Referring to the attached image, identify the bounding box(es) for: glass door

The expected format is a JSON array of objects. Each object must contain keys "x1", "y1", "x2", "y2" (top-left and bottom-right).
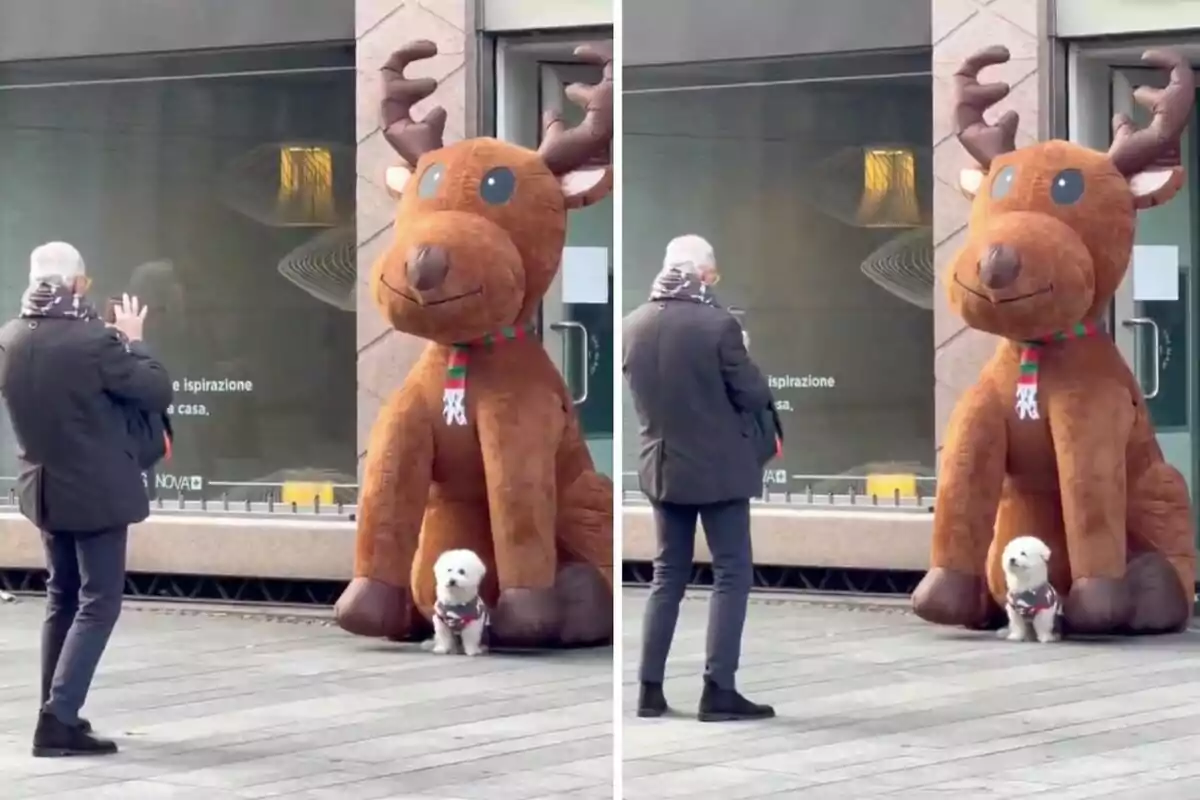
[
  {"x1": 1110, "y1": 68, "x2": 1200, "y2": 498},
  {"x1": 492, "y1": 38, "x2": 614, "y2": 478},
  {"x1": 539, "y1": 62, "x2": 614, "y2": 477}
]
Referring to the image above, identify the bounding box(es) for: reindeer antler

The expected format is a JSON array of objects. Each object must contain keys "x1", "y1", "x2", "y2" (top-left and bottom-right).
[
  {"x1": 538, "y1": 42, "x2": 613, "y2": 176},
  {"x1": 1109, "y1": 50, "x2": 1195, "y2": 177},
  {"x1": 954, "y1": 46, "x2": 1019, "y2": 169},
  {"x1": 380, "y1": 40, "x2": 448, "y2": 167}
]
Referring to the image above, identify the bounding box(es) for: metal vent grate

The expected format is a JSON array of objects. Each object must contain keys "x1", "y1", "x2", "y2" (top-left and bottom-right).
[
  {"x1": 0, "y1": 569, "x2": 347, "y2": 606},
  {"x1": 622, "y1": 562, "x2": 925, "y2": 596}
]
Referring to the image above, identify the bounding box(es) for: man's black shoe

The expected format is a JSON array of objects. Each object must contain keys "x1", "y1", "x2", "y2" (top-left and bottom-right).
[
  {"x1": 637, "y1": 682, "x2": 669, "y2": 718},
  {"x1": 32, "y1": 712, "x2": 117, "y2": 757},
  {"x1": 697, "y1": 680, "x2": 775, "y2": 722}
]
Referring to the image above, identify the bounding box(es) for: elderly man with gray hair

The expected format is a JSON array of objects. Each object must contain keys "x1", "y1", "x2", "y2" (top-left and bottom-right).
[
  {"x1": 0, "y1": 242, "x2": 172, "y2": 757},
  {"x1": 623, "y1": 234, "x2": 778, "y2": 722}
]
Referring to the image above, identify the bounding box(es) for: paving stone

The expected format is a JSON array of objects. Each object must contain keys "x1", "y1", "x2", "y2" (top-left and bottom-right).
[
  {"x1": 622, "y1": 588, "x2": 1200, "y2": 798},
  {"x1": 0, "y1": 599, "x2": 612, "y2": 798}
]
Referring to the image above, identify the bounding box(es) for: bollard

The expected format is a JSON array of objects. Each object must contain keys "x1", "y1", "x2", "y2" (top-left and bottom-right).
[
  {"x1": 805, "y1": 485, "x2": 813, "y2": 505},
  {"x1": 177, "y1": 492, "x2": 184, "y2": 510},
  {"x1": 267, "y1": 494, "x2": 275, "y2": 513},
  {"x1": 244, "y1": 496, "x2": 251, "y2": 512},
  {"x1": 848, "y1": 485, "x2": 856, "y2": 505},
  {"x1": 872, "y1": 493, "x2": 879, "y2": 506},
  {"x1": 313, "y1": 495, "x2": 320, "y2": 514},
  {"x1": 156, "y1": 495, "x2": 164, "y2": 509},
  {"x1": 894, "y1": 487, "x2": 901, "y2": 507},
  {"x1": 222, "y1": 492, "x2": 229, "y2": 511},
  {"x1": 200, "y1": 496, "x2": 207, "y2": 512},
  {"x1": 337, "y1": 500, "x2": 344, "y2": 515},
  {"x1": 291, "y1": 501, "x2": 298, "y2": 514}
]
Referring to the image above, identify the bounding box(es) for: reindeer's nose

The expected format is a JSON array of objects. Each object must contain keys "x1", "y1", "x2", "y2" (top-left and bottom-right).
[
  {"x1": 407, "y1": 245, "x2": 449, "y2": 292},
  {"x1": 978, "y1": 244, "x2": 1022, "y2": 290}
]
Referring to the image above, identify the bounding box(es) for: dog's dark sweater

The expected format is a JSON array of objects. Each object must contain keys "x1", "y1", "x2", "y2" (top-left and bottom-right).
[
  {"x1": 1008, "y1": 584, "x2": 1058, "y2": 620},
  {"x1": 434, "y1": 596, "x2": 487, "y2": 633}
]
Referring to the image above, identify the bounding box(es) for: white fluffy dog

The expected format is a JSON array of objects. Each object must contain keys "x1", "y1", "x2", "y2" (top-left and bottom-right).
[
  {"x1": 1001, "y1": 536, "x2": 1061, "y2": 643},
  {"x1": 429, "y1": 549, "x2": 489, "y2": 656}
]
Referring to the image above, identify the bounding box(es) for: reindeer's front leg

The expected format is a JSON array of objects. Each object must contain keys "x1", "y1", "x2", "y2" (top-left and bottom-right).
[
  {"x1": 1047, "y1": 385, "x2": 1134, "y2": 634},
  {"x1": 477, "y1": 389, "x2": 565, "y2": 647},
  {"x1": 334, "y1": 384, "x2": 434, "y2": 640},
  {"x1": 913, "y1": 382, "x2": 1007, "y2": 628}
]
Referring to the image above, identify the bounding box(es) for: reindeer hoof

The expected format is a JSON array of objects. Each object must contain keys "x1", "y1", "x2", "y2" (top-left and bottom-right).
[
  {"x1": 1063, "y1": 577, "x2": 1132, "y2": 634},
  {"x1": 912, "y1": 568, "x2": 991, "y2": 629},
  {"x1": 490, "y1": 588, "x2": 562, "y2": 648},
  {"x1": 555, "y1": 563, "x2": 612, "y2": 646},
  {"x1": 1124, "y1": 553, "x2": 1191, "y2": 634},
  {"x1": 334, "y1": 577, "x2": 415, "y2": 640}
]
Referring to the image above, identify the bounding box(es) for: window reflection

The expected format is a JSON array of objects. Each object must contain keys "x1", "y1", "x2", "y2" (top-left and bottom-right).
[
  {"x1": 0, "y1": 45, "x2": 357, "y2": 506},
  {"x1": 622, "y1": 51, "x2": 936, "y2": 498}
]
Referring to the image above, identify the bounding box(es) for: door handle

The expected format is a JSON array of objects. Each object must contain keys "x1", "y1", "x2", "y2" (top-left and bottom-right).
[
  {"x1": 550, "y1": 320, "x2": 589, "y2": 405},
  {"x1": 1122, "y1": 317, "x2": 1161, "y2": 399}
]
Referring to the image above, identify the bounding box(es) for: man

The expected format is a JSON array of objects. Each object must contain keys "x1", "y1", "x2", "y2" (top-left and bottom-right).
[
  {"x1": 0, "y1": 242, "x2": 173, "y2": 757},
  {"x1": 623, "y1": 234, "x2": 776, "y2": 722}
]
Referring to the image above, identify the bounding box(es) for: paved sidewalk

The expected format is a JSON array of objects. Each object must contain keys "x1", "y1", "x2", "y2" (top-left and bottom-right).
[
  {"x1": 622, "y1": 588, "x2": 1200, "y2": 799},
  {"x1": 0, "y1": 599, "x2": 612, "y2": 799}
]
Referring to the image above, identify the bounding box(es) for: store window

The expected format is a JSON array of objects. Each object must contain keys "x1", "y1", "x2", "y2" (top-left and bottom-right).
[
  {"x1": 622, "y1": 50, "x2": 935, "y2": 495},
  {"x1": 0, "y1": 45, "x2": 357, "y2": 504}
]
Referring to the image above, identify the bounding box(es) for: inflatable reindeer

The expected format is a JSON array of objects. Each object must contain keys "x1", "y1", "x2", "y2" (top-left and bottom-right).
[
  {"x1": 335, "y1": 40, "x2": 614, "y2": 648},
  {"x1": 913, "y1": 46, "x2": 1197, "y2": 635}
]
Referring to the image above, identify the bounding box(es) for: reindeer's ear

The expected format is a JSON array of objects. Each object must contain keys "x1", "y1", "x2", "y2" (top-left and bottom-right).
[
  {"x1": 960, "y1": 168, "x2": 986, "y2": 200},
  {"x1": 560, "y1": 166, "x2": 612, "y2": 210},
  {"x1": 384, "y1": 165, "x2": 413, "y2": 199},
  {"x1": 1129, "y1": 166, "x2": 1185, "y2": 209}
]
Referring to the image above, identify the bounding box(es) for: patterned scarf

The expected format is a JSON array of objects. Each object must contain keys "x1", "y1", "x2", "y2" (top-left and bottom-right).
[
  {"x1": 1015, "y1": 321, "x2": 1103, "y2": 420},
  {"x1": 19, "y1": 281, "x2": 97, "y2": 321},
  {"x1": 649, "y1": 266, "x2": 719, "y2": 306},
  {"x1": 443, "y1": 324, "x2": 536, "y2": 425}
]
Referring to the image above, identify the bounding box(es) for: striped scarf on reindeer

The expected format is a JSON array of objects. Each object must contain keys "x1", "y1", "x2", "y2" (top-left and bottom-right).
[
  {"x1": 1014, "y1": 321, "x2": 1103, "y2": 420},
  {"x1": 442, "y1": 324, "x2": 536, "y2": 425}
]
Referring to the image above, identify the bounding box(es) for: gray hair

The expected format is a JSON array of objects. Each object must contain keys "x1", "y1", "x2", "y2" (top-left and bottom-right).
[
  {"x1": 660, "y1": 234, "x2": 715, "y2": 278},
  {"x1": 29, "y1": 242, "x2": 85, "y2": 285}
]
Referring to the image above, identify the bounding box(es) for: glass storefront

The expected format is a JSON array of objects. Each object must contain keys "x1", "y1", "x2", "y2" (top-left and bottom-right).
[
  {"x1": 622, "y1": 49, "x2": 935, "y2": 495},
  {"x1": 0, "y1": 44, "x2": 358, "y2": 504}
]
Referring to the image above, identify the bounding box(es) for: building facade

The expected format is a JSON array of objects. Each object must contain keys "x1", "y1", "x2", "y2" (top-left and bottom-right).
[
  {"x1": 625, "y1": 0, "x2": 1200, "y2": 581},
  {"x1": 0, "y1": 0, "x2": 613, "y2": 583}
]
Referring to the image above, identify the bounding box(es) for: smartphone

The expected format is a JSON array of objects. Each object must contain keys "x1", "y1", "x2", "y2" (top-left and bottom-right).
[{"x1": 103, "y1": 296, "x2": 122, "y2": 324}]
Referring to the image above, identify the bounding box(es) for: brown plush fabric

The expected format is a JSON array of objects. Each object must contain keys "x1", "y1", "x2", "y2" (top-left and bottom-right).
[
  {"x1": 335, "y1": 40, "x2": 614, "y2": 648},
  {"x1": 913, "y1": 46, "x2": 1197, "y2": 635}
]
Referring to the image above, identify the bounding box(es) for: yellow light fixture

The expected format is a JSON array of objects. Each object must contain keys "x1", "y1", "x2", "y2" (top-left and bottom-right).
[
  {"x1": 281, "y1": 481, "x2": 335, "y2": 506},
  {"x1": 277, "y1": 145, "x2": 336, "y2": 226},
  {"x1": 865, "y1": 472, "x2": 918, "y2": 500},
  {"x1": 857, "y1": 147, "x2": 921, "y2": 228}
]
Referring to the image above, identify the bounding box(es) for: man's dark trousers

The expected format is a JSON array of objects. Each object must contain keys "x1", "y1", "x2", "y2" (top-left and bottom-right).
[
  {"x1": 639, "y1": 499, "x2": 753, "y2": 689},
  {"x1": 40, "y1": 527, "x2": 127, "y2": 725}
]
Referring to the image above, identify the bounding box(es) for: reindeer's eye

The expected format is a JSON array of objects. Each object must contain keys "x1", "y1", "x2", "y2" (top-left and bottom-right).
[
  {"x1": 418, "y1": 163, "x2": 445, "y2": 199},
  {"x1": 479, "y1": 167, "x2": 516, "y2": 205},
  {"x1": 1050, "y1": 169, "x2": 1085, "y2": 205},
  {"x1": 990, "y1": 166, "x2": 1016, "y2": 200}
]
